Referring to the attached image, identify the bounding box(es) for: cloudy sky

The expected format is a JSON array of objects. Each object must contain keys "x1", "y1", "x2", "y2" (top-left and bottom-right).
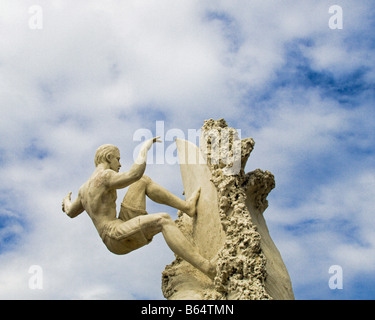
[{"x1": 0, "y1": 0, "x2": 374, "y2": 300}]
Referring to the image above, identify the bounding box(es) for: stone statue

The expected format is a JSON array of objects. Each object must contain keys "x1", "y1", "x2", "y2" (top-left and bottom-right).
[
  {"x1": 62, "y1": 119, "x2": 294, "y2": 300},
  {"x1": 62, "y1": 136, "x2": 216, "y2": 280}
]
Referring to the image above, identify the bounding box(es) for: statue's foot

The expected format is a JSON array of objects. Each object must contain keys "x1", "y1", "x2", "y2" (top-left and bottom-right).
[{"x1": 185, "y1": 187, "x2": 201, "y2": 217}]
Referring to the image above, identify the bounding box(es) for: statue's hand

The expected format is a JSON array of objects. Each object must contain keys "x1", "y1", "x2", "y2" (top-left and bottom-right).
[
  {"x1": 153, "y1": 136, "x2": 162, "y2": 144},
  {"x1": 144, "y1": 136, "x2": 162, "y2": 151},
  {"x1": 62, "y1": 192, "x2": 72, "y2": 213}
]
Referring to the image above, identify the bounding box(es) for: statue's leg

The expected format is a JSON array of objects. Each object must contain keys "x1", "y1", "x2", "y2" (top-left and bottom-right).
[
  {"x1": 122, "y1": 175, "x2": 200, "y2": 217},
  {"x1": 122, "y1": 176, "x2": 148, "y2": 210},
  {"x1": 121, "y1": 176, "x2": 213, "y2": 278},
  {"x1": 139, "y1": 212, "x2": 216, "y2": 279}
]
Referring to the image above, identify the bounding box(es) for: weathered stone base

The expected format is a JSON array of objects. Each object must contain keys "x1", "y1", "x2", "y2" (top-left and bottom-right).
[{"x1": 162, "y1": 119, "x2": 294, "y2": 300}]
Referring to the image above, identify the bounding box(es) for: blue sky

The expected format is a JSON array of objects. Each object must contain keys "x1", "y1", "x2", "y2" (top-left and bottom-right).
[{"x1": 0, "y1": 0, "x2": 374, "y2": 300}]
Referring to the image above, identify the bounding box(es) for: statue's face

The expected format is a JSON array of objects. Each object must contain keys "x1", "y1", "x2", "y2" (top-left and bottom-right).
[{"x1": 108, "y1": 150, "x2": 121, "y2": 172}]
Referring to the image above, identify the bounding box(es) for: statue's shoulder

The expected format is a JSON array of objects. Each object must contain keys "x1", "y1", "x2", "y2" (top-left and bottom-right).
[
  {"x1": 87, "y1": 168, "x2": 115, "y2": 188},
  {"x1": 100, "y1": 168, "x2": 116, "y2": 179}
]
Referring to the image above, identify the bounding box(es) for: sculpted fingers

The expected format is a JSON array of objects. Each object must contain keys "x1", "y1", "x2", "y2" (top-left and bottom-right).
[
  {"x1": 153, "y1": 136, "x2": 162, "y2": 143},
  {"x1": 62, "y1": 192, "x2": 72, "y2": 213}
]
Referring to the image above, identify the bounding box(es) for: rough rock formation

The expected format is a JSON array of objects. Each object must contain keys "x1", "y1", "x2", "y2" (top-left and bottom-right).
[{"x1": 162, "y1": 119, "x2": 294, "y2": 300}]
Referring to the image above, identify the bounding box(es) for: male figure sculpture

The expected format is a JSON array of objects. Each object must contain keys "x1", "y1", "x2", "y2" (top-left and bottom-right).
[{"x1": 62, "y1": 137, "x2": 215, "y2": 279}]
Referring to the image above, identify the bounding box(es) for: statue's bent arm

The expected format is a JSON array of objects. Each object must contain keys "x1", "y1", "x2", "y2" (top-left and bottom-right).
[
  {"x1": 104, "y1": 162, "x2": 146, "y2": 190},
  {"x1": 64, "y1": 192, "x2": 84, "y2": 218}
]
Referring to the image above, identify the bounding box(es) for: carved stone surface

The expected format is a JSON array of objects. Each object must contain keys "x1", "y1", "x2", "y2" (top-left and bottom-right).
[{"x1": 162, "y1": 119, "x2": 294, "y2": 300}]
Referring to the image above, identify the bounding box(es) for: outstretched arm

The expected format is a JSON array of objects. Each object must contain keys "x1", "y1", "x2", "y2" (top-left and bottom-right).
[
  {"x1": 105, "y1": 136, "x2": 161, "y2": 189},
  {"x1": 62, "y1": 192, "x2": 84, "y2": 218},
  {"x1": 134, "y1": 136, "x2": 162, "y2": 165}
]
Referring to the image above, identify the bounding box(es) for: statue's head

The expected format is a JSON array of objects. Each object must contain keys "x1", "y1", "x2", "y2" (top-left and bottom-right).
[{"x1": 94, "y1": 144, "x2": 120, "y2": 168}]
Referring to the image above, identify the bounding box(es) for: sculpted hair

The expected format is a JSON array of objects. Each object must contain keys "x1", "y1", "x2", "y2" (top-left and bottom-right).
[{"x1": 94, "y1": 144, "x2": 119, "y2": 167}]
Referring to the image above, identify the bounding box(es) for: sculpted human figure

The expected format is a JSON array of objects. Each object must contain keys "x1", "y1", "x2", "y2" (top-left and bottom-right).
[{"x1": 62, "y1": 137, "x2": 216, "y2": 279}]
